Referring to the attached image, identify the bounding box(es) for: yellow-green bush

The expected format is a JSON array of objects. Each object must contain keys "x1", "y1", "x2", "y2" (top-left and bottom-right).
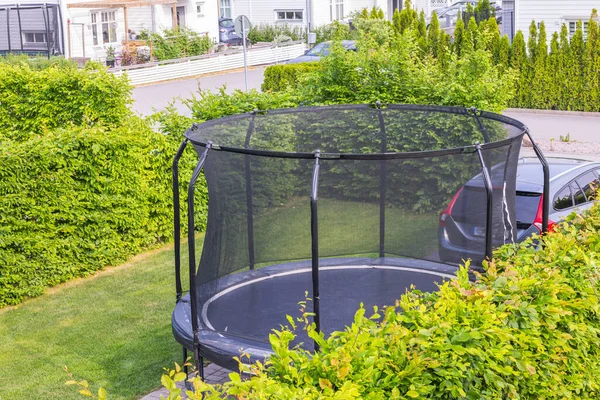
[
  {"x1": 0, "y1": 63, "x2": 131, "y2": 141},
  {"x1": 157, "y1": 200, "x2": 600, "y2": 399},
  {"x1": 261, "y1": 62, "x2": 322, "y2": 92}
]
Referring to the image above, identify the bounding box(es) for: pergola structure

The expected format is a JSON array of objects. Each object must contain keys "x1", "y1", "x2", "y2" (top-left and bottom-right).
[{"x1": 67, "y1": 0, "x2": 176, "y2": 55}]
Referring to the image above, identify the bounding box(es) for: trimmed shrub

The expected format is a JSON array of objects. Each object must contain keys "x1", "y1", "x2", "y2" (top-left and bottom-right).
[
  {"x1": 261, "y1": 62, "x2": 322, "y2": 92},
  {"x1": 248, "y1": 23, "x2": 305, "y2": 43},
  {"x1": 141, "y1": 27, "x2": 212, "y2": 61},
  {"x1": 0, "y1": 118, "x2": 181, "y2": 306},
  {"x1": 0, "y1": 54, "x2": 77, "y2": 70},
  {"x1": 0, "y1": 63, "x2": 131, "y2": 141}
]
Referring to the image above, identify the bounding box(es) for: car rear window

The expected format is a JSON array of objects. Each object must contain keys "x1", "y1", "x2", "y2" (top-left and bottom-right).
[{"x1": 515, "y1": 192, "x2": 541, "y2": 225}]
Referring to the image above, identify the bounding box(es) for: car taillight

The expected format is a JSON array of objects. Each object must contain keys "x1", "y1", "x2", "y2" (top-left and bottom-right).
[
  {"x1": 440, "y1": 187, "x2": 464, "y2": 227},
  {"x1": 533, "y1": 195, "x2": 556, "y2": 233}
]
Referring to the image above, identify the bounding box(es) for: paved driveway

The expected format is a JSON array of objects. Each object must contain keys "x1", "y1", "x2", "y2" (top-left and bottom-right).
[{"x1": 131, "y1": 68, "x2": 600, "y2": 153}]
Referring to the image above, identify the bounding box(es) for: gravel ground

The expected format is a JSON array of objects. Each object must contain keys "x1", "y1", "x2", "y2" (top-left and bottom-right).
[{"x1": 522, "y1": 138, "x2": 600, "y2": 161}]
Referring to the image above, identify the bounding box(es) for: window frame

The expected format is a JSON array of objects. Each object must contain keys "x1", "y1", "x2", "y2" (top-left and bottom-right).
[
  {"x1": 196, "y1": 1, "x2": 205, "y2": 17},
  {"x1": 330, "y1": 0, "x2": 345, "y2": 21},
  {"x1": 275, "y1": 9, "x2": 304, "y2": 22},
  {"x1": 553, "y1": 168, "x2": 600, "y2": 211},
  {"x1": 91, "y1": 10, "x2": 117, "y2": 46},
  {"x1": 220, "y1": 0, "x2": 232, "y2": 19},
  {"x1": 22, "y1": 31, "x2": 50, "y2": 45}
]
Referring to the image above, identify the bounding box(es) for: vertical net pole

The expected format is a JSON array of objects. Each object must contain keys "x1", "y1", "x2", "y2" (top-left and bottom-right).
[
  {"x1": 187, "y1": 142, "x2": 212, "y2": 379},
  {"x1": 6, "y1": 8, "x2": 11, "y2": 53},
  {"x1": 41, "y1": 4, "x2": 50, "y2": 58},
  {"x1": 310, "y1": 150, "x2": 321, "y2": 351},
  {"x1": 376, "y1": 102, "x2": 387, "y2": 258},
  {"x1": 475, "y1": 143, "x2": 493, "y2": 262},
  {"x1": 525, "y1": 130, "x2": 550, "y2": 233},
  {"x1": 244, "y1": 113, "x2": 256, "y2": 270},
  {"x1": 172, "y1": 139, "x2": 188, "y2": 302},
  {"x1": 16, "y1": 5, "x2": 23, "y2": 51}
]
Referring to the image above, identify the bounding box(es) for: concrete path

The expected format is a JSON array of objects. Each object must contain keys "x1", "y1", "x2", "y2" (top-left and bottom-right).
[
  {"x1": 504, "y1": 109, "x2": 600, "y2": 143},
  {"x1": 131, "y1": 69, "x2": 600, "y2": 146},
  {"x1": 140, "y1": 363, "x2": 233, "y2": 400},
  {"x1": 132, "y1": 67, "x2": 267, "y2": 116}
]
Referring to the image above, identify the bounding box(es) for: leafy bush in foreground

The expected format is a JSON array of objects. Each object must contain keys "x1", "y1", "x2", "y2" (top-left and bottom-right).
[
  {"x1": 261, "y1": 62, "x2": 321, "y2": 92},
  {"x1": 155, "y1": 200, "x2": 600, "y2": 399}
]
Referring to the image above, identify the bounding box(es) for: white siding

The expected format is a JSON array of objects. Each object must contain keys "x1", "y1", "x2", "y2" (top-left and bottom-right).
[
  {"x1": 516, "y1": 0, "x2": 598, "y2": 44},
  {"x1": 229, "y1": 0, "x2": 381, "y2": 29}
]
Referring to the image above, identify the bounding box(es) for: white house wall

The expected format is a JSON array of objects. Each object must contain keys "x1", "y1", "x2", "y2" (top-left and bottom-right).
[{"x1": 516, "y1": 0, "x2": 598, "y2": 44}]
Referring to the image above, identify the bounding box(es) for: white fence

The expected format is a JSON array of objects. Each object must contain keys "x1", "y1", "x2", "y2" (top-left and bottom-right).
[
  {"x1": 412, "y1": 0, "x2": 451, "y2": 17},
  {"x1": 111, "y1": 42, "x2": 307, "y2": 86}
]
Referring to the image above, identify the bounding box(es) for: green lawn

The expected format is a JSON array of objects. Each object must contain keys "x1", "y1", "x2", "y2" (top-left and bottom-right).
[
  {"x1": 0, "y1": 241, "x2": 191, "y2": 400},
  {"x1": 0, "y1": 198, "x2": 438, "y2": 399}
]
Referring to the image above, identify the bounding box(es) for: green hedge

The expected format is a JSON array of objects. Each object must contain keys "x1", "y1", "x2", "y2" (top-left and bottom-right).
[
  {"x1": 161, "y1": 199, "x2": 600, "y2": 399},
  {"x1": 0, "y1": 120, "x2": 175, "y2": 306},
  {"x1": 261, "y1": 63, "x2": 322, "y2": 92},
  {"x1": 0, "y1": 63, "x2": 131, "y2": 141},
  {"x1": 139, "y1": 27, "x2": 212, "y2": 61}
]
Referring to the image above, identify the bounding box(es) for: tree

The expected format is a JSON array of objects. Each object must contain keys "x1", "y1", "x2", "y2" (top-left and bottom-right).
[
  {"x1": 453, "y1": 16, "x2": 465, "y2": 57},
  {"x1": 527, "y1": 21, "x2": 538, "y2": 64},
  {"x1": 546, "y1": 32, "x2": 561, "y2": 109},
  {"x1": 509, "y1": 31, "x2": 527, "y2": 107},
  {"x1": 531, "y1": 21, "x2": 548, "y2": 108},
  {"x1": 428, "y1": 11, "x2": 442, "y2": 58},
  {"x1": 461, "y1": 17, "x2": 478, "y2": 55},
  {"x1": 474, "y1": 0, "x2": 492, "y2": 23},
  {"x1": 498, "y1": 35, "x2": 510, "y2": 68}
]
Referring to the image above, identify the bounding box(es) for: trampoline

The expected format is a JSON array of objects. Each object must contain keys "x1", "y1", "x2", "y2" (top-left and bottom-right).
[{"x1": 170, "y1": 104, "x2": 549, "y2": 374}]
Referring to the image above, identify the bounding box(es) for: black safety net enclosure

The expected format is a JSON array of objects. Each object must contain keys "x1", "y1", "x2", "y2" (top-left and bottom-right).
[
  {"x1": 0, "y1": 3, "x2": 64, "y2": 56},
  {"x1": 171, "y1": 104, "x2": 548, "y2": 373}
]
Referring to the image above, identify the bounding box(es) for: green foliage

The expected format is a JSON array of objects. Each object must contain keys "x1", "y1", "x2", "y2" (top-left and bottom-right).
[
  {"x1": 0, "y1": 118, "x2": 182, "y2": 306},
  {"x1": 145, "y1": 27, "x2": 212, "y2": 61},
  {"x1": 0, "y1": 54, "x2": 77, "y2": 70},
  {"x1": 312, "y1": 21, "x2": 352, "y2": 44},
  {"x1": 138, "y1": 199, "x2": 600, "y2": 399},
  {"x1": 262, "y1": 62, "x2": 322, "y2": 92},
  {"x1": 0, "y1": 63, "x2": 131, "y2": 141},
  {"x1": 248, "y1": 23, "x2": 305, "y2": 43}
]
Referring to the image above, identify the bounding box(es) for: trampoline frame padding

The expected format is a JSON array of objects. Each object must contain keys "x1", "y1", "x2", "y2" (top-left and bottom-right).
[{"x1": 172, "y1": 257, "x2": 459, "y2": 370}]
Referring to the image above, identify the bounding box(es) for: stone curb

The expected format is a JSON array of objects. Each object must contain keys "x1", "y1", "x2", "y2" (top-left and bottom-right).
[{"x1": 504, "y1": 108, "x2": 600, "y2": 118}]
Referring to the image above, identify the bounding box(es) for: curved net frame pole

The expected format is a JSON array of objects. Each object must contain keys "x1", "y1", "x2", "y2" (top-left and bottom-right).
[
  {"x1": 173, "y1": 139, "x2": 189, "y2": 302},
  {"x1": 187, "y1": 142, "x2": 212, "y2": 379},
  {"x1": 469, "y1": 107, "x2": 491, "y2": 144},
  {"x1": 244, "y1": 113, "x2": 257, "y2": 270},
  {"x1": 475, "y1": 143, "x2": 494, "y2": 262},
  {"x1": 311, "y1": 150, "x2": 321, "y2": 351},
  {"x1": 172, "y1": 139, "x2": 189, "y2": 378},
  {"x1": 376, "y1": 102, "x2": 387, "y2": 258},
  {"x1": 525, "y1": 130, "x2": 550, "y2": 233}
]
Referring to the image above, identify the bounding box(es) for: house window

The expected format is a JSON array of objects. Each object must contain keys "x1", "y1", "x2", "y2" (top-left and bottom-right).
[
  {"x1": 22, "y1": 32, "x2": 49, "y2": 44},
  {"x1": 566, "y1": 19, "x2": 589, "y2": 39},
  {"x1": 330, "y1": 0, "x2": 344, "y2": 21},
  {"x1": 220, "y1": 0, "x2": 231, "y2": 18},
  {"x1": 276, "y1": 10, "x2": 303, "y2": 21},
  {"x1": 196, "y1": 1, "x2": 205, "y2": 17},
  {"x1": 91, "y1": 11, "x2": 117, "y2": 45}
]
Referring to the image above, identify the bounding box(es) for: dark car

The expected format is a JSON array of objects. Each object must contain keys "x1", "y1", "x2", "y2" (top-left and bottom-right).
[
  {"x1": 219, "y1": 18, "x2": 245, "y2": 45},
  {"x1": 286, "y1": 40, "x2": 357, "y2": 64},
  {"x1": 439, "y1": 157, "x2": 600, "y2": 264}
]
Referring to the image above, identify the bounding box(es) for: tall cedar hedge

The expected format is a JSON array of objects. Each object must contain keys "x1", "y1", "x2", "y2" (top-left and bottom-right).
[{"x1": 263, "y1": 4, "x2": 600, "y2": 112}]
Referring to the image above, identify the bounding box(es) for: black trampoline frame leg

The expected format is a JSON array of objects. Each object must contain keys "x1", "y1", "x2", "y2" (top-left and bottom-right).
[
  {"x1": 475, "y1": 142, "x2": 494, "y2": 262},
  {"x1": 310, "y1": 150, "x2": 321, "y2": 352},
  {"x1": 186, "y1": 141, "x2": 212, "y2": 382},
  {"x1": 525, "y1": 130, "x2": 550, "y2": 233}
]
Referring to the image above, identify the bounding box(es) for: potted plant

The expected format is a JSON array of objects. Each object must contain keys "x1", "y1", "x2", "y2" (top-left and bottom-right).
[{"x1": 105, "y1": 46, "x2": 116, "y2": 67}]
